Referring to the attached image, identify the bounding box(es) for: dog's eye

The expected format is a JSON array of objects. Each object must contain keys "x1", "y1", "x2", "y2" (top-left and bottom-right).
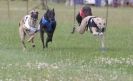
[
  {"x1": 96, "y1": 18, "x2": 99, "y2": 21},
  {"x1": 99, "y1": 23, "x2": 101, "y2": 25},
  {"x1": 103, "y1": 23, "x2": 106, "y2": 26}
]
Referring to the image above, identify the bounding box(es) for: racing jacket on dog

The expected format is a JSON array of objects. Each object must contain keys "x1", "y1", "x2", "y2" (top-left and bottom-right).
[
  {"x1": 40, "y1": 17, "x2": 56, "y2": 32},
  {"x1": 75, "y1": 16, "x2": 106, "y2": 35}
]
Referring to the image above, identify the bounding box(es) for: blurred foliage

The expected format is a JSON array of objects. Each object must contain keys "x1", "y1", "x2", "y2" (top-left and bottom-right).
[{"x1": 9, "y1": 0, "x2": 66, "y2": 3}]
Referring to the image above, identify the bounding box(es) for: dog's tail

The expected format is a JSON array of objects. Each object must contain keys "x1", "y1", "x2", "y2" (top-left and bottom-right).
[
  {"x1": 19, "y1": 22, "x2": 20, "y2": 26},
  {"x1": 19, "y1": 18, "x2": 24, "y2": 27}
]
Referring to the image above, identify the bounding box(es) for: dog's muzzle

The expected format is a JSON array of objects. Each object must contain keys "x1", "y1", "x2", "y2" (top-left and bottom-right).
[{"x1": 97, "y1": 27, "x2": 106, "y2": 33}]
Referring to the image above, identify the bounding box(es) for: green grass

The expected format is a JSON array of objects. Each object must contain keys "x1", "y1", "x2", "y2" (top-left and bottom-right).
[{"x1": 0, "y1": 1, "x2": 133, "y2": 81}]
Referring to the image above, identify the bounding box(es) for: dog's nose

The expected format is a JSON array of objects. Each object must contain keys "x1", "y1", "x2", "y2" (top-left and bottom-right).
[
  {"x1": 33, "y1": 19, "x2": 37, "y2": 21},
  {"x1": 101, "y1": 28, "x2": 105, "y2": 32}
]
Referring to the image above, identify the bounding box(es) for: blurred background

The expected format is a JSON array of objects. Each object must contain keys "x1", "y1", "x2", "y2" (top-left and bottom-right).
[
  {"x1": 1, "y1": 0, "x2": 133, "y2": 21},
  {"x1": 8, "y1": 0, "x2": 133, "y2": 7},
  {"x1": 3, "y1": 0, "x2": 133, "y2": 8}
]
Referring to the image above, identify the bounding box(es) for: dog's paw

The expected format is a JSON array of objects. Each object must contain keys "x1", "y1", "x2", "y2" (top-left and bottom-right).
[
  {"x1": 98, "y1": 32, "x2": 103, "y2": 36},
  {"x1": 71, "y1": 27, "x2": 75, "y2": 34},
  {"x1": 32, "y1": 45, "x2": 35, "y2": 48},
  {"x1": 93, "y1": 32, "x2": 99, "y2": 36}
]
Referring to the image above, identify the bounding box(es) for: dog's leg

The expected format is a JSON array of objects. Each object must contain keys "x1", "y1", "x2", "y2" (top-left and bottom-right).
[
  {"x1": 50, "y1": 33, "x2": 53, "y2": 42},
  {"x1": 46, "y1": 33, "x2": 50, "y2": 48},
  {"x1": 49, "y1": 24, "x2": 56, "y2": 41},
  {"x1": 46, "y1": 32, "x2": 53, "y2": 48},
  {"x1": 40, "y1": 30, "x2": 45, "y2": 49},
  {"x1": 99, "y1": 34, "x2": 105, "y2": 49},
  {"x1": 49, "y1": 33, "x2": 53, "y2": 42},
  {"x1": 92, "y1": 28, "x2": 99, "y2": 36},
  {"x1": 31, "y1": 35, "x2": 35, "y2": 48},
  {"x1": 27, "y1": 34, "x2": 35, "y2": 42},
  {"x1": 71, "y1": 27, "x2": 75, "y2": 34},
  {"x1": 19, "y1": 27, "x2": 26, "y2": 51},
  {"x1": 46, "y1": 41, "x2": 48, "y2": 48}
]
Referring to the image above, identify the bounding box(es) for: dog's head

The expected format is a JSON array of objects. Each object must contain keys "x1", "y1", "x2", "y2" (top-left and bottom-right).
[
  {"x1": 30, "y1": 10, "x2": 39, "y2": 21},
  {"x1": 93, "y1": 17, "x2": 106, "y2": 33},
  {"x1": 28, "y1": 10, "x2": 39, "y2": 27},
  {"x1": 44, "y1": 8, "x2": 55, "y2": 21}
]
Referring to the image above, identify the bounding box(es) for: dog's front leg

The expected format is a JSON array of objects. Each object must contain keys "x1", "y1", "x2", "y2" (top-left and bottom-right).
[
  {"x1": 30, "y1": 35, "x2": 35, "y2": 48},
  {"x1": 92, "y1": 27, "x2": 105, "y2": 49},
  {"x1": 99, "y1": 34, "x2": 105, "y2": 49}
]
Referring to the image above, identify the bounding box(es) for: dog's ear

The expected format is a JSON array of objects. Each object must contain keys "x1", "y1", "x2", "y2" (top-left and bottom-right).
[
  {"x1": 52, "y1": 8, "x2": 54, "y2": 12},
  {"x1": 45, "y1": 9, "x2": 50, "y2": 14},
  {"x1": 47, "y1": 8, "x2": 50, "y2": 12},
  {"x1": 36, "y1": 11, "x2": 39, "y2": 14},
  {"x1": 31, "y1": 11, "x2": 33, "y2": 15},
  {"x1": 52, "y1": 8, "x2": 55, "y2": 16}
]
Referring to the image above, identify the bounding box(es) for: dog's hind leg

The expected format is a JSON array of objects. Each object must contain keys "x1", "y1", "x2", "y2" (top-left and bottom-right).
[
  {"x1": 46, "y1": 37, "x2": 49, "y2": 48},
  {"x1": 40, "y1": 30, "x2": 45, "y2": 49},
  {"x1": 19, "y1": 27, "x2": 26, "y2": 51},
  {"x1": 46, "y1": 32, "x2": 54, "y2": 48}
]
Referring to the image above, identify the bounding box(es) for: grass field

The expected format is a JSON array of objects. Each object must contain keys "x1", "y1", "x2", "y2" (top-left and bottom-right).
[{"x1": 0, "y1": 1, "x2": 133, "y2": 81}]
